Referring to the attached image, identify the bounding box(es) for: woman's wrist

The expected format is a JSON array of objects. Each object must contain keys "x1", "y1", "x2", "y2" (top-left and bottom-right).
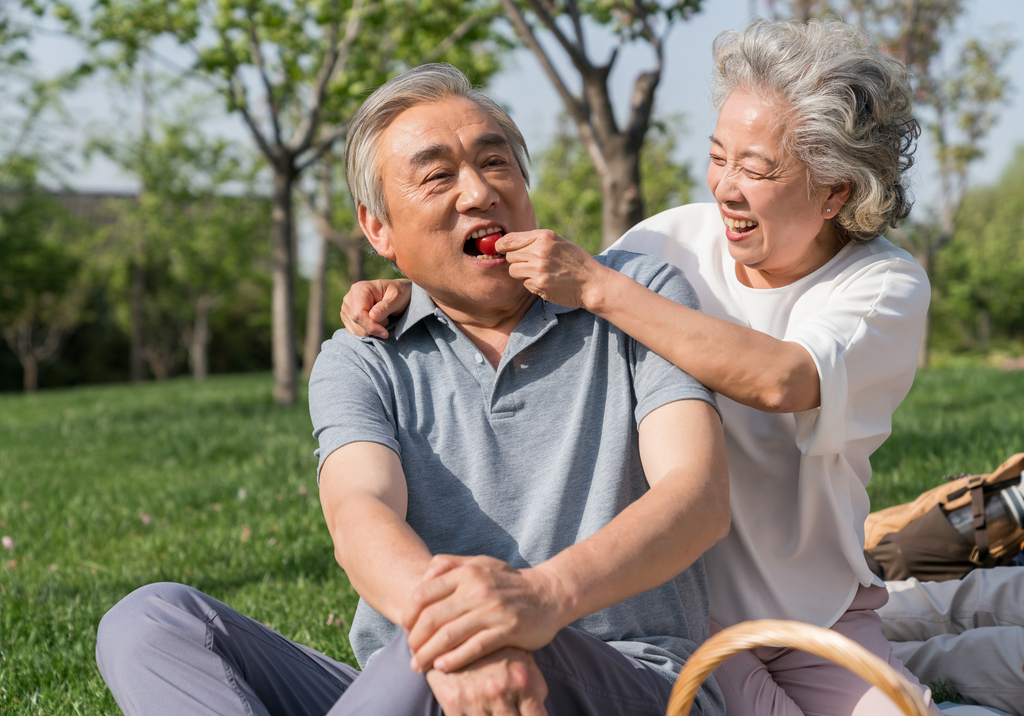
[{"x1": 580, "y1": 262, "x2": 621, "y2": 316}]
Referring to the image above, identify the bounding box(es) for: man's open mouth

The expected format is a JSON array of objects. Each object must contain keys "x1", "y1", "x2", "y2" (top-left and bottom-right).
[{"x1": 465, "y1": 227, "x2": 505, "y2": 259}]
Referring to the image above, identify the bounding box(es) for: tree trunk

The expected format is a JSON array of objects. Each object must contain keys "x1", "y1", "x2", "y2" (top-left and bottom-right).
[
  {"x1": 130, "y1": 258, "x2": 146, "y2": 382},
  {"x1": 189, "y1": 296, "x2": 214, "y2": 381},
  {"x1": 271, "y1": 165, "x2": 299, "y2": 405},
  {"x1": 345, "y1": 236, "x2": 365, "y2": 285},
  {"x1": 302, "y1": 230, "x2": 328, "y2": 381},
  {"x1": 598, "y1": 142, "x2": 644, "y2": 251},
  {"x1": 23, "y1": 354, "x2": 38, "y2": 393},
  {"x1": 302, "y1": 160, "x2": 333, "y2": 382},
  {"x1": 915, "y1": 251, "x2": 933, "y2": 369}
]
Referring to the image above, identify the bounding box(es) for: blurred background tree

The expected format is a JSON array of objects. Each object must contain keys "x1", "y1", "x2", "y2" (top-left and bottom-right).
[
  {"x1": 0, "y1": 159, "x2": 90, "y2": 392},
  {"x1": 500, "y1": 0, "x2": 704, "y2": 249},
  {"x1": 531, "y1": 113, "x2": 695, "y2": 254},
  {"x1": 930, "y1": 146, "x2": 1024, "y2": 357},
  {"x1": 84, "y1": 0, "x2": 508, "y2": 405}
]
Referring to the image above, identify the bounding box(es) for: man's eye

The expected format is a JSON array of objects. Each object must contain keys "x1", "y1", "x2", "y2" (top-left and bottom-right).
[
  {"x1": 427, "y1": 171, "x2": 451, "y2": 181},
  {"x1": 709, "y1": 155, "x2": 725, "y2": 165},
  {"x1": 743, "y1": 169, "x2": 766, "y2": 180}
]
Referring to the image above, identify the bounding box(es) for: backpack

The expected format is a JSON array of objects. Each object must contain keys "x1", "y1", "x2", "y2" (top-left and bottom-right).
[{"x1": 864, "y1": 452, "x2": 1024, "y2": 582}]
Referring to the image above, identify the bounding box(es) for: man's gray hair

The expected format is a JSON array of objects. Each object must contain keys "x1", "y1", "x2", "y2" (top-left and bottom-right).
[
  {"x1": 711, "y1": 19, "x2": 920, "y2": 242},
  {"x1": 345, "y1": 63, "x2": 530, "y2": 225}
]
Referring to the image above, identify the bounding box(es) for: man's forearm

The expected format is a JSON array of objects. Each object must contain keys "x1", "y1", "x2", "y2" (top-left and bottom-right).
[
  {"x1": 404, "y1": 399, "x2": 730, "y2": 674},
  {"x1": 534, "y1": 459, "x2": 729, "y2": 627},
  {"x1": 319, "y1": 442, "x2": 434, "y2": 625},
  {"x1": 326, "y1": 493, "x2": 434, "y2": 624}
]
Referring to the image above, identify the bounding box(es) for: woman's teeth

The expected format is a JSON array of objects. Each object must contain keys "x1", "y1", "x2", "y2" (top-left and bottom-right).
[{"x1": 724, "y1": 217, "x2": 758, "y2": 231}]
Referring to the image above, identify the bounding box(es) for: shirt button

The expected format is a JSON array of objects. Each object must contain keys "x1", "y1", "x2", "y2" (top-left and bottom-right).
[{"x1": 474, "y1": 353, "x2": 484, "y2": 364}]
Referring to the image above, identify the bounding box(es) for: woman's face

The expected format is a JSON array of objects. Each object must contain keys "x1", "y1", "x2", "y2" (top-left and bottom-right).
[{"x1": 706, "y1": 88, "x2": 849, "y2": 288}]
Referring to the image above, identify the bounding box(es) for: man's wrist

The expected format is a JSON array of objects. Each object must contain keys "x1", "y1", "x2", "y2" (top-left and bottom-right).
[{"x1": 528, "y1": 561, "x2": 581, "y2": 630}]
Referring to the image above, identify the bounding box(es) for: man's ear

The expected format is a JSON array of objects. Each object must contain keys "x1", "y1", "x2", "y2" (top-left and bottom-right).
[{"x1": 358, "y1": 204, "x2": 397, "y2": 262}]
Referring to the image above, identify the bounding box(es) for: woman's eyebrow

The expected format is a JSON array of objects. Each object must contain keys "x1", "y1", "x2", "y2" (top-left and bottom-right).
[{"x1": 709, "y1": 136, "x2": 778, "y2": 169}]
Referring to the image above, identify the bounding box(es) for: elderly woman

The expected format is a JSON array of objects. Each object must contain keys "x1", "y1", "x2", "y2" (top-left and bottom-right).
[{"x1": 342, "y1": 19, "x2": 940, "y2": 715}]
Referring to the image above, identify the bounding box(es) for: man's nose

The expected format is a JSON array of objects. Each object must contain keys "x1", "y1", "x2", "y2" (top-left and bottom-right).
[{"x1": 456, "y1": 167, "x2": 499, "y2": 212}]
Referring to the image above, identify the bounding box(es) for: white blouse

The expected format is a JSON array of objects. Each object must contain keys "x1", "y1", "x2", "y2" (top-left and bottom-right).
[{"x1": 609, "y1": 203, "x2": 930, "y2": 628}]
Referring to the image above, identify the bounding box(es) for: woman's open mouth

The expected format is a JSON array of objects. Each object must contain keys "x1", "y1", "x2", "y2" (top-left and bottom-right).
[
  {"x1": 723, "y1": 216, "x2": 758, "y2": 239},
  {"x1": 464, "y1": 227, "x2": 505, "y2": 259}
]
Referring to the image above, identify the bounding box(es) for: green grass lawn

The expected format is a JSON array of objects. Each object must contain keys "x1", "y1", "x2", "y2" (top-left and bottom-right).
[{"x1": 1, "y1": 367, "x2": 1022, "y2": 715}]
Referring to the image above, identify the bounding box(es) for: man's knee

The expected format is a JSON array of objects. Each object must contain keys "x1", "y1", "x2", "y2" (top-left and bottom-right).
[{"x1": 96, "y1": 582, "x2": 211, "y2": 676}]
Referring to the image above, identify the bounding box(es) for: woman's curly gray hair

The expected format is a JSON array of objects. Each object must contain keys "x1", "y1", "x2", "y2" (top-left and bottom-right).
[{"x1": 711, "y1": 19, "x2": 920, "y2": 242}]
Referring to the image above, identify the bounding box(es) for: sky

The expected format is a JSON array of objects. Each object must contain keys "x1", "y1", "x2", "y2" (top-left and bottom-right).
[
  {"x1": 488, "y1": 0, "x2": 1024, "y2": 208},
  {"x1": 33, "y1": 0, "x2": 1024, "y2": 216}
]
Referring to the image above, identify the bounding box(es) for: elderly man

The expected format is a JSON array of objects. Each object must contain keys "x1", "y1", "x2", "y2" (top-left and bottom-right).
[{"x1": 95, "y1": 64, "x2": 729, "y2": 716}]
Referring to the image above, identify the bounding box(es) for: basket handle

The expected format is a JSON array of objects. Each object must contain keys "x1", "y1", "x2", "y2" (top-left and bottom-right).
[{"x1": 666, "y1": 619, "x2": 932, "y2": 716}]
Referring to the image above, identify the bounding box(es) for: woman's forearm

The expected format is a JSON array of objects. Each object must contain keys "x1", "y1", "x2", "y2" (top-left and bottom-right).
[{"x1": 585, "y1": 266, "x2": 821, "y2": 413}]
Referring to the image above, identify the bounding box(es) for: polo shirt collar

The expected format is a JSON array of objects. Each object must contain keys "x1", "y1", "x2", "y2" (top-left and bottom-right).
[{"x1": 391, "y1": 283, "x2": 580, "y2": 341}]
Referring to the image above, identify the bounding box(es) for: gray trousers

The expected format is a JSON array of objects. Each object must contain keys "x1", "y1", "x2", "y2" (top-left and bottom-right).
[
  {"x1": 96, "y1": 583, "x2": 697, "y2": 716},
  {"x1": 880, "y1": 569, "x2": 1024, "y2": 716}
]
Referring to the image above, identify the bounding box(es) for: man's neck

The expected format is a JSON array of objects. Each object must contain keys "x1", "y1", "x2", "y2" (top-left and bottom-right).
[{"x1": 434, "y1": 293, "x2": 539, "y2": 369}]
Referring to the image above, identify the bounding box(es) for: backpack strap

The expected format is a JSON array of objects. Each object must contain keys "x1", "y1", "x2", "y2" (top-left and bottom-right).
[{"x1": 968, "y1": 477, "x2": 995, "y2": 566}]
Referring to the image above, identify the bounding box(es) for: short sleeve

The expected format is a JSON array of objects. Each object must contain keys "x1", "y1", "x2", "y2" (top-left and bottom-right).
[
  {"x1": 308, "y1": 330, "x2": 401, "y2": 480},
  {"x1": 788, "y1": 256, "x2": 930, "y2": 456},
  {"x1": 600, "y1": 251, "x2": 721, "y2": 425}
]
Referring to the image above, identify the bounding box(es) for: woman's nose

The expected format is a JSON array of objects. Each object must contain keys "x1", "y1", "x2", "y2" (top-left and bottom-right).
[{"x1": 712, "y1": 167, "x2": 743, "y2": 204}]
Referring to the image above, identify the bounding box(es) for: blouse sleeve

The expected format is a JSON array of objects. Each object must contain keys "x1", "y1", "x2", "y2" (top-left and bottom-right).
[{"x1": 787, "y1": 254, "x2": 930, "y2": 457}]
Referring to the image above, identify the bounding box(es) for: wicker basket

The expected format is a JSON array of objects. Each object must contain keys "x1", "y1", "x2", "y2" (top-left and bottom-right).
[{"x1": 665, "y1": 619, "x2": 932, "y2": 716}]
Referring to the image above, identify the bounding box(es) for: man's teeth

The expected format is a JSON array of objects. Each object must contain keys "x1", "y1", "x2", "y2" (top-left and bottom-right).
[
  {"x1": 724, "y1": 217, "x2": 758, "y2": 230},
  {"x1": 470, "y1": 227, "x2": 503, "y2": 239}
]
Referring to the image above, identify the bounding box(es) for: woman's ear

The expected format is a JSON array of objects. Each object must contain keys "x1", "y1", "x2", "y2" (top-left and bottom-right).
[
  {"x1": 358, "y1": 204, "x2": 397, "y2": 262},
  {"x1": 823, "y1": 180, "x2": 856, "y2": 214}
]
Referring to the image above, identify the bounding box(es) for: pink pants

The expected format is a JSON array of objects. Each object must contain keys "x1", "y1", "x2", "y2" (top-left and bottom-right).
[{"x1": 711, "y1": 584, "x2": 942, "y2": 716}]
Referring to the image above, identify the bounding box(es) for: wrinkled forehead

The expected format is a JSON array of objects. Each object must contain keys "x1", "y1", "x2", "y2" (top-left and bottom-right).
[{"x1": 381, "y1": 98, "x2": 508, "y2": 171}]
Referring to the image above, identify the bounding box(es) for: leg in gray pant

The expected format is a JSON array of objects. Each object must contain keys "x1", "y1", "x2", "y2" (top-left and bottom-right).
[{"x1": 96, "y1": 583, "x2": 696, "y2": 716}]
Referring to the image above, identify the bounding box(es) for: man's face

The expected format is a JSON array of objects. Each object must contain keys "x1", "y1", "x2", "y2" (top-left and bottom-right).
[{"x1": 360, "y1": 96, "x2": 537, "y2": 318}]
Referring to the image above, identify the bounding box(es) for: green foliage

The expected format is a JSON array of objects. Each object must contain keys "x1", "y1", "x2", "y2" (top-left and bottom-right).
[
  {"x1": 0, "y1": 161, "x2": 92, "y2": 390},
  {"x1": 530, "y1": 115, "x2": 694, "y2": 255},
  {"x1": 929, "y1": 145, "x2": 1024, "y2": 353},
  {"x1": 88, "y1": 101, "x2": 272, "y2": 379},
  {"x1": 0, "y1": 375, "x2": 357, "y2": 715},
  {"x1": 87, "y1": 0, "x2": 506, "y2": 140}
]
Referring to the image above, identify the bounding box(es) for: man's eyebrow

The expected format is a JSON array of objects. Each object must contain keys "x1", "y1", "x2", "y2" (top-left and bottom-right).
[
  {"x1": 409, "y1": 143, "x2": 454, "y2": 168},
  {"x1": 709, "y1": 135, "x2": 779, "y2": 169},
  {"x1": 473, "y1": 132, "x2": 511, "y2": 152},
  {"x1": 407, "y1": 134, "x2": 510, "y2": 168}
]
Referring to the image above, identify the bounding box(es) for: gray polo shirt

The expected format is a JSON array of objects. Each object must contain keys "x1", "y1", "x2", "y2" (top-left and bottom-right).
[{"x1": 309, "y1": 250, "x2": 719, "y2": 691}]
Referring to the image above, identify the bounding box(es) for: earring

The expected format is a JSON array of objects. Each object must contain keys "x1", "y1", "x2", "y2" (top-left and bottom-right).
[{"x1": 825, "y1": 208, "x2": 832, "y2": 214}]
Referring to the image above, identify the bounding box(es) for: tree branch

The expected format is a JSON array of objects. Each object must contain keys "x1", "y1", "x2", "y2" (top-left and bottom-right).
[
  {"x1": 517, "y1": 0, "x2": 588, "y2": 70},
  {"x1": 296, "y1": 121, "x2": 351, "y2": 174},
  {"x1": 291, "y1": 0, "x2": 369, "y2": 156},
  {"x1": 245, "y1": 5, "x2": 283, "y2": 148},
  {"x1": 421, "y1": 8, "x2": 502, "y2": 65},
  {"x1": 498, "y1": 0, "x2": 587, "y2": 126},
  {"x1": 228, "y1": 73, "x2": 276, "y2": 162}
]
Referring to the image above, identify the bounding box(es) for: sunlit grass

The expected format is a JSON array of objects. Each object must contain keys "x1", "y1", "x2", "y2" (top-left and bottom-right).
[
  {"x1": 1, "y1": 366, "x2": 1022, "y2": 714},
  {"x1": 0, "y1": 375, "x2": 357, "y2": 715}
]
